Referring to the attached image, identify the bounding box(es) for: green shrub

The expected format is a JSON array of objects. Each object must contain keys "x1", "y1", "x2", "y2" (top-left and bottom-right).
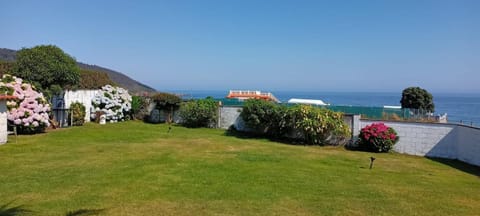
[
  {"x1": 131, "y1": 95, "x2": 150, "y2": 120},
  {"x1": 179, "y1": 98, "x2": 218, "y2": 128},
  {"x1": 69, "y1": 102, "x2": 86, "y2": 126},
  {"x1": 357, "y1": 122, "x2": 399, "y2": 152},
  {"x1": 240, "y1": 100, "x2": 350, "y2": 144},
  {"x1": 240, "y1": 99, "x2": 292, "y2": 137},
  {"x1": 150, "y1": 92, "x2": 182, "y2": 108},
  {"x1": 290, "y1": 105, "x2": 351, "y2": 145},
  {"x1": 0, "y1": 61, "x2": 14, "y2": 77}
]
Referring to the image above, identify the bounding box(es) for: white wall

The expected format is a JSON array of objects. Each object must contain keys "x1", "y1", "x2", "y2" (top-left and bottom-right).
[
  {"x1": 0, "y1": 101, "x2": 7, "y2": 144},
  {"x1": 64, "y1": 90, "x2": 99, "y2": 122}
]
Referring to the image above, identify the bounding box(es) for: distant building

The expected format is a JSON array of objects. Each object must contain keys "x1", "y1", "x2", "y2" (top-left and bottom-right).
[
  {"x1": 287, "y1": 98, "x2": 329, "y2": 106},
  {"x1": 226, "y1": 90, "x2": 280, "y2": 103}
]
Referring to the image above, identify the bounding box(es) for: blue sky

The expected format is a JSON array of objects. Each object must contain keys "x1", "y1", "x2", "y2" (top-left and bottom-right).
[{"x1": 1, "y1": 0, "x2": 479, "y2": 93}]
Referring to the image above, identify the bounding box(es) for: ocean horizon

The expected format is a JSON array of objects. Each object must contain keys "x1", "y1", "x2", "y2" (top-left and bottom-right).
[{"x1": 167, "y1": 90, "x2": 480, "y2": 127}]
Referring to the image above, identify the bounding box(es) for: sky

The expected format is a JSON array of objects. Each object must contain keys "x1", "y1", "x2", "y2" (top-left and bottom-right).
[{"x1": 1, "y1": 0, "x2": 479, "y2": 93}]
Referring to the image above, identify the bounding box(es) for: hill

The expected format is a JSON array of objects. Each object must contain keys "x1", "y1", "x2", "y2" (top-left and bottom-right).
[{"x1": 0, "y1": 48, "x2": 157, "y2": 94}]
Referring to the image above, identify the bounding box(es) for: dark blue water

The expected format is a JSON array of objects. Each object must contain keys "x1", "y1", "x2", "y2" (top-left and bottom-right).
[{"x1": 171, "y1": 90, "x2": 480, "y2": 126}]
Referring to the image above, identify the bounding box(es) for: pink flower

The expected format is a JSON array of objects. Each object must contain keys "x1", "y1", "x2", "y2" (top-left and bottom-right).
[
  {"x1": 2, "y1": 75, "x2": 50, "y2": 132},
  {"x1": 14, "y1": 119, "x2": 21, "y2": 125}
]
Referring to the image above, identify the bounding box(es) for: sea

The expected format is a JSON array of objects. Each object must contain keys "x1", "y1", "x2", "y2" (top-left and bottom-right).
[{"x1": 169, "y1": 90, "x2": 480, "y2": 127}]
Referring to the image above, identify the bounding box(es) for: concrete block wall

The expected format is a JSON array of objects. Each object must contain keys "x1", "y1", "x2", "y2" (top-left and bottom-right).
[
  {"x1": 360, "y1": 120, "x2": 457, "y2": 157},
  {"x1": 360, "y1": 120, "x2": 480, "y2": 166},
  {"x1": 457, "y1": 126, "x2": 480, "y2": 166}
]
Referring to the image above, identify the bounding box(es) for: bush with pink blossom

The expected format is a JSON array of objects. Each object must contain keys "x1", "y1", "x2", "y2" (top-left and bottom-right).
[
  {"x1": 0, "y1": 74, "x2": 51, "y2": 133},
  {"x1": 357, "y1": 122, "x2": 399, "y2": 152}
]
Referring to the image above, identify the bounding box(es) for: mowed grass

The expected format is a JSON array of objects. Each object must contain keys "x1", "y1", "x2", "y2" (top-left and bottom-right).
[{"x1": 0, "y1": 121, "x2": 479, "y2": 215}]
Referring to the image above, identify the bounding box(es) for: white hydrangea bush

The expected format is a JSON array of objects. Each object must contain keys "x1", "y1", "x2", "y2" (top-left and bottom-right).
[{"x1": 92, "y1": 85, "x2": 132, "y2": 122}]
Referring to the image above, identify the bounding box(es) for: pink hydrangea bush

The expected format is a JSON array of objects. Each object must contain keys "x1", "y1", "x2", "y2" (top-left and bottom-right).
[
  {"x1": 0, "y1": 74, "x2": 50, "y2": 133},
  {"x1": 357, "y1": 122, "x2": 399, "y2": 152}
]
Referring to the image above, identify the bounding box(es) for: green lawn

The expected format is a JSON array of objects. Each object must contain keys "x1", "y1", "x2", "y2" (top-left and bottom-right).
[{"x1": 0, "y1": 121, "x2": 479, "y2": 215}]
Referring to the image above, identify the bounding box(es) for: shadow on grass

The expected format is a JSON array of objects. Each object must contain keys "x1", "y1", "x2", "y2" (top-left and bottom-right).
[
  {"x1": 65, "y1": 208, "x2": 105, "y2": 216},
  {"x1": 427, "y1": 157, "x2": 480, "y2": 177},
  {"x1": 0, "y1": 201, "x2": 32, "y2": 216},
  {"x1": 223, "y1": 128, "x2": 308, "y2": 146}
]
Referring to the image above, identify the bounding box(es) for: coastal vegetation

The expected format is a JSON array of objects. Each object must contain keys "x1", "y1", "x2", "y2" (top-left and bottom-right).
[{"x1": 0, "y1": 121, "x2": 478, "y2": 215}]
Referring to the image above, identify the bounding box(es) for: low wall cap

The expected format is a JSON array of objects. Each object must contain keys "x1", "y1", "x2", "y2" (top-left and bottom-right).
[{"x1": 0, "y1": 95, "x2": 17, "y2": 100}]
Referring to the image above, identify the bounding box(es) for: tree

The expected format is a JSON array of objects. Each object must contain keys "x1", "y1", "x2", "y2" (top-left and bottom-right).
[
  {"x1": 400, "y1": 87, "x2": 434, "y2": 113},
  {"x1": 78, "y1": 69, "x2": 114, "y2": 89},
  {"x1": 0, "y1": 60, "x2": 14, "y2": 76},
  {"x1": 12, "y1": 45, "x2": 80, "y2": 98}
]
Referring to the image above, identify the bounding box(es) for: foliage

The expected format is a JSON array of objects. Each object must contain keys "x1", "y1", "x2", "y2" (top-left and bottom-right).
[
  {"x1": 150, "y1": 92, "x2": 182, "y2": 108},
  {"x1": 92, "y1": 85, "x2": 132, "y2": 122},
  {"x1": 78, "y1": 69, "x2": 115, "y2": 89},
  {"x1": 69, "y1": 102, "x2": 86, "y2": 126},
  {"x1": 357, "y1": 122, "x2": 399, "y2": 152},
  {"x1": 179, "y1": 98, "x2": 218, "y2": 128},
  {"x1": 11, "y1": 45, "x2": 80, "y2": 98},
  {"x1": 240, "y1": 99, "x2": 291, "y2": 137},
  {"x1": 290, "y1": 105, "x2": 351, "y2": 145},
  {"x1": 0, "y1": 74, "x2": 50, "y2": 134},
  {"x1": 131, "y1": 95, "x2": 151, "y2": 120},
  {"x1": 0, "y1": 61, "x2": 14, "y2": 77},
  {"x1": 400, "y1": 87, "x2": 435, "y2": 113},
  {"x1": 240, "y1": 100, "x2": 350, "y2": 144}
]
